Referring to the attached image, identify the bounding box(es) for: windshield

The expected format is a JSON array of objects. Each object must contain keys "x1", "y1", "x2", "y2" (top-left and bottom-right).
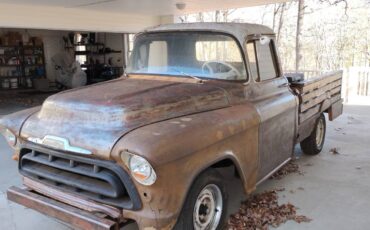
[{"x1": 127, "y1": 32, "x2": 247, "y2": 81}]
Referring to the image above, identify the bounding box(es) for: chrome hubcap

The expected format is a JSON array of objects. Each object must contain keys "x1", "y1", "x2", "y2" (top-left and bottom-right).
[
  {"x1": 193, "y1": 184, "x2": 223, "y2": 230},
  {"x1": 316, "y1": 119, "x2": 324, "y2": 147}
]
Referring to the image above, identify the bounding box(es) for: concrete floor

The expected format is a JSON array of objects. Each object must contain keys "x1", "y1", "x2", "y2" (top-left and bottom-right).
[{"x1": 0, "y1": 104, "x2": 369, "y2": 230}]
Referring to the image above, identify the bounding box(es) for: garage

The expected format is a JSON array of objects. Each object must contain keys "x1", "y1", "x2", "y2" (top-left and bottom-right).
[
  {"x1": 0, "y1": 29, "x2": 130, "y2": 88},
  {"x1": 0, "y1": 0, "x2": 369, "y2": 230}
]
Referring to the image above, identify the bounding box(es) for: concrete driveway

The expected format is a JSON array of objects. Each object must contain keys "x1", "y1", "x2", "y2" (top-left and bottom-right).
[{"x1": 0, "y1": 104, "x2": 369, "y2": 230}]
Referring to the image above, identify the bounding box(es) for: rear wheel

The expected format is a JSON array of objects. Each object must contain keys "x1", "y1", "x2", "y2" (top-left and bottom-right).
[
  {"x1": 300, "y1": 113, "x2": 326, "y2": 155},
  {"x1": 174, "y1": 169, "x2": 227, "y2": 230}
]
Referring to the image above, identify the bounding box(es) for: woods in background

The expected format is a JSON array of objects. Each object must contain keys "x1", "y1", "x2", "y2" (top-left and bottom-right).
[{"x1": 179, "y1": 0, "x2": 370, "y2": 72}]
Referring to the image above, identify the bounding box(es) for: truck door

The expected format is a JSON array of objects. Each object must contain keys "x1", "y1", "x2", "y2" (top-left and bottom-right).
[{"x1": 246, "y1": 37, "x2": 298, "y2": 181}]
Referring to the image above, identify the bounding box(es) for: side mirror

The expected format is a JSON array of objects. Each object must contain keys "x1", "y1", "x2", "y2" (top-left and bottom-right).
[{"x1": 259, "y1": 36, "x2": 271, "y2": 45}]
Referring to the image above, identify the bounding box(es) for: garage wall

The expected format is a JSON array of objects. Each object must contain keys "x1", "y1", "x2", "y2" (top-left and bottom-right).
[
  {"x1": 95, "y1": 33, "x2": 126, "y2": 68},
  {"x1": 0, "y1": 3, "x2": 160, "y2": 33}
]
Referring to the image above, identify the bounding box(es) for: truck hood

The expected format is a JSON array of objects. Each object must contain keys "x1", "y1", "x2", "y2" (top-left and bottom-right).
[{"x1": 20, "y1": 77, "x2": 230, "y2": 159}]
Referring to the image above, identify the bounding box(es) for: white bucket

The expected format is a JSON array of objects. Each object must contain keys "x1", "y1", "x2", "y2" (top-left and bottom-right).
[
  {"x1": 26, "y1": 78, "x2": 33, "y2": 88},
  {"x1": 10, "y1": 78, "x2": 18, "y2": 89},
  {"x1": 2, "y1": 79, "x2": 10, "y2": 89}
]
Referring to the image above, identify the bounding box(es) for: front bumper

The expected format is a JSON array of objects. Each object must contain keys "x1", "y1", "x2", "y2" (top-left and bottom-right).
[{"x1": 7, "y1": 185, "x2": 122, "y2": 230}]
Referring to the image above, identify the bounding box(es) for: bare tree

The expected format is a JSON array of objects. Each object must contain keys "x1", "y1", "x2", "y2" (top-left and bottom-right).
[
  {"x1": 179, "y1": 15, "x2": 188, "y2": 23},
  {"x1": 272, "y1": 4, "x2": 283, "y2": 31},
  {"x1": 197, "y1": 12, "x2": 204, "y2": 22},
  {"x1": 276, "y1": 3, "x2": 287, "y2": 44},
  {"x1": 215, "y1": 10, "x2": 220, "y2": 22},
  {"x1": 295, "y1": 0, "x2": 305, "y2": 71}
]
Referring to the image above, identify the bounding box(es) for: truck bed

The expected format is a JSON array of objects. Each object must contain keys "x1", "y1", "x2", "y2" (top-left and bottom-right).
[{"x1": 289, "y1": 70, "x2": 343, "y2": 124}]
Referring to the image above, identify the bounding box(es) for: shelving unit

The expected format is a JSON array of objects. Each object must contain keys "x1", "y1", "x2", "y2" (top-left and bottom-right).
[
  {"x1": 0, "y1": 45, "x2": 46, "y2": 89},
  {"x1": 70, "y1": 35, "x2": 124, "y2": 84}
]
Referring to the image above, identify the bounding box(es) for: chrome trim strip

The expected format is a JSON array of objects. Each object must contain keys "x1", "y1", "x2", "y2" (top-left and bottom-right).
[
  {"x1": 256, "y1": 157, "x2": 291, "y2": 186},
  {"x1": 27, "y1": 135, "x2": 92, "y2": 155}
]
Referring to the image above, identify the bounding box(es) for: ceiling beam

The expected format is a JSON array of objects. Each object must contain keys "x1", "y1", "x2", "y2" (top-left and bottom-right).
[{"x1": 0, "y1": 3, "x2": 160, "y2": 33}]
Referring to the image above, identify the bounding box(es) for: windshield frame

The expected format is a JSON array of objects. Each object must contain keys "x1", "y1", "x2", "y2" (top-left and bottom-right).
[{"x1": 127, "y1": 31, "x2": 249, "y2": 83}]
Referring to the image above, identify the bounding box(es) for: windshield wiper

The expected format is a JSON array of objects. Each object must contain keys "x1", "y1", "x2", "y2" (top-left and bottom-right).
[{"x1": 169, "y1": 68, "x2": 204, "y2": 83}]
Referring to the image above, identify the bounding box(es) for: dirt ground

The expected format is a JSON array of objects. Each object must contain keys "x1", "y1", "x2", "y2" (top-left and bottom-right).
[{"x1": 0, "y1": 92, "x2": 369, "y2": 230}]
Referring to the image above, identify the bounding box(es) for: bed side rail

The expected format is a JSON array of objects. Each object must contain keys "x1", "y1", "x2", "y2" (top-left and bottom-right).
[{"x1": 290, "y1": 70, "x2": 343, "y2": 123}]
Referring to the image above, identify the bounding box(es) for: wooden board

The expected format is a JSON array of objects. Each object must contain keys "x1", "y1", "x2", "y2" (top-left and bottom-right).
[
  {"x1": 292, "y1": 70, "x2": 343, "y2": 123},
  {"x1": 291, "y1": 71, "x2": 342, "y2": 93},
  {"x1": 299, "y1": 104, "x2": 321, "y2": 122},
  {"x1": 300, "y1": 92, "x2": 331, "y2": 112},
  {"x1": 301, "y1": 79, "x2": 341, "y2": 102}
]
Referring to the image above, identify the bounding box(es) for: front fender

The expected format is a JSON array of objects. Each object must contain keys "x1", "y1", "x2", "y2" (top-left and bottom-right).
[
  {"x1": 111, "y1": 103, "x2": 260, "y2": 229},
  {"x1": 0, "y1": 106, "x2": 41, "y2": 136}
]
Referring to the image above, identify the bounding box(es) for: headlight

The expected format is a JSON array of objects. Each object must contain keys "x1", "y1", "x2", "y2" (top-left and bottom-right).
[
  {"x1": 121, "y1": 151, "x2": 157, "y2": 186},
  {"x1": 0, "y1": 128, "x2": 17, "y2": 147}
]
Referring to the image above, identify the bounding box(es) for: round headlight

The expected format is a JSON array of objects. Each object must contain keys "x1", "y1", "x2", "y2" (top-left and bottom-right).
[
  {"x1": 128, "y1": 154, "x2": 157, "y2": 186},
  {"x1": 1, "y1": 128, "x2": 17, "y2": 147}
]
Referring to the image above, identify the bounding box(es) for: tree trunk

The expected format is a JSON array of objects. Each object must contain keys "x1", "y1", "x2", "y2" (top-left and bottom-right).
[
  {"x1": 277, "y1": 3, "x2": 286, "y2": 44},
  {"x1": 215, "y1": 10, "x2": 220, "y2": 22},
  {"x1": 197, "y1": 12, "x2": 204, "y2": 22},
  {"x1": 295, "y1": 0, "x2": 305, "y2": 71},
  {"x1": 273, "y1": 4, "x2": 278, "y2": 31}
]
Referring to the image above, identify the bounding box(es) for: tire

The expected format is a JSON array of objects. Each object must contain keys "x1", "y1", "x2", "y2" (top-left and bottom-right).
[
  {"x1": 300, "y1": 113, "x2": 326, "y2": 155},
  {"x1": 174, "y1": 169, "x2": 228, "y2": 230}
]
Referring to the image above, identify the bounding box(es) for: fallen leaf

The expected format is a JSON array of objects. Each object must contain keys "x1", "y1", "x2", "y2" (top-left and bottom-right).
[
  {"x1": 329, "y1": 148, "x2": 340, "y2": 155},
  {"x1": 270, "y1": 160, "x2": 302, "y2": 180},
  {"x1": 227, "y1": 190, "x2": 311, "y2": 229}
]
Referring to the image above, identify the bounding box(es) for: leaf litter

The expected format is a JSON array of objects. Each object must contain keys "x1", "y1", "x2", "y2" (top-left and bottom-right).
[
  {"x1": 269, "y1": 160, "x2": 303, "y2": 180},
  {"x1": 226, "y1": 190, "x2": 311, "y2": 229},
  {"x1": 227, "y1": 160, "x2": 311, "y2": 229}
]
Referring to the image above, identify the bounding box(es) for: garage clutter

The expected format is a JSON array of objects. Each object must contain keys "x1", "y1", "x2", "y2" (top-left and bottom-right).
[
  {"x1": 51, "y1": 52, "x2": 87, "y2": 89},
  {"x1": 0, "y1": 32, "x2": 46, "y2": 89},
  {"x1": 66, "y1": 33, "x2": 124, "y2": 84},
  {"x1": 0, "y1": 29, "x2": 127, "y2": 91}
]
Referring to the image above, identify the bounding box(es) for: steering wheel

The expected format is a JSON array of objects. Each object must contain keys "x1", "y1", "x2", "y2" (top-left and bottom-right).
[{"x1": 202, "y1": 61, "x2": 242, "y2": 80}]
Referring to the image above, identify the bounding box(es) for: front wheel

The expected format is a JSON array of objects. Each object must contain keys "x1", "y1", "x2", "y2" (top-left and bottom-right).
[
  {"x1": 300, "y1": 113, "x2": 326, "y2": 155},
  {"x1": 174, "y1": 169, "x2": 228, "y2": 230}
]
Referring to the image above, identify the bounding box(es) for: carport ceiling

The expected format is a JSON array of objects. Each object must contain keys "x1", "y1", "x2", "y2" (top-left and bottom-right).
[{"x1": 2, "y1": 0, "x2": 289, "y2": 15}]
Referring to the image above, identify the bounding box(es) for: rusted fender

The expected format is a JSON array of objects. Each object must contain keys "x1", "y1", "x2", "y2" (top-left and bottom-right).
[
  {"x1": 0, "y1": 106, "x2": 40, "y2": 136},
  {"x1": 111, "y1": 103, "x2": 260, "y2": 229}
]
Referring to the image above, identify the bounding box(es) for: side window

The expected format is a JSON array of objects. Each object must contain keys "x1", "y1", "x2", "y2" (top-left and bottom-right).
[
  {"x1": 148, "y1": 41, "x2": 168, "y2": 72},
  {"x1": 195, "y1": 40, "x2": 243, "y2": 63},
  {"x1": 246, "y1": 41, "x2": 259, "y2": 81},
  {"x1": 246, "y1": 38, "x2": 278, "y2": 82}
]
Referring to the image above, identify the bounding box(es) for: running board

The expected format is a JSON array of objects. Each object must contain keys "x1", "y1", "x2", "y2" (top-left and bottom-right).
[{"x1": 256, "y1": 157, "x2": 291, "y2": 186}]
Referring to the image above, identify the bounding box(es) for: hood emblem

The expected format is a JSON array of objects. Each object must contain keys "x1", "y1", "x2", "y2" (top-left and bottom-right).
[{"x1": 28, "y1": 135, "x2": 92, "y2": 155}]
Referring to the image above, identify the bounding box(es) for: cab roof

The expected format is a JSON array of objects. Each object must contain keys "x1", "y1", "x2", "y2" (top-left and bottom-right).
[{"x1": 145, "y1": 22, "x2": 275, "y2": 43}]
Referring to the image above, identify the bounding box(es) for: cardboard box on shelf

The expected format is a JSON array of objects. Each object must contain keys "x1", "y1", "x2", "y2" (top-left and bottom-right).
[
  {"x1": 5, "y1": 32, "x2": 22, "y2": 46},
  {"x1": 31, "y1": 37, "x2": 43, "y2": 46}
]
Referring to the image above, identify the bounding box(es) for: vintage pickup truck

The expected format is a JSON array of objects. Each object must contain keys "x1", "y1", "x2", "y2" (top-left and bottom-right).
[{"x1": 0, "y1": 23, "x2": 343, "y2": 230}]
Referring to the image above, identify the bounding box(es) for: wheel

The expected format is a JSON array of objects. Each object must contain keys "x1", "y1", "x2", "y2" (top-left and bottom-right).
[
  {"x1": 300, "y1": 113, "x2": 326, "y2": 155},
  {"x1": 174, "y1": 169, "x2": 228, "y2": 230}
]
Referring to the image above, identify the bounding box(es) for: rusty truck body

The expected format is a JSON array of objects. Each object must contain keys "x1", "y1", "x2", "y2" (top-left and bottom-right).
[{"x1": 0, "y1": 23, "x2": 343, "y2": 230}]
